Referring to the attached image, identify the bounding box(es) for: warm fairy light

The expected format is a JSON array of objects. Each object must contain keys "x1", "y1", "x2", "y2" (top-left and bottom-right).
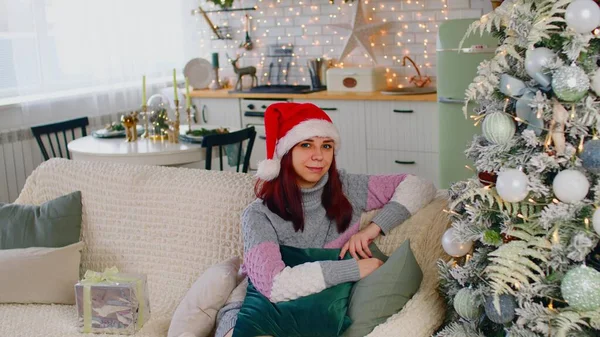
[
  {"x1": 465, "y1": 254, "x2": 472, "y2": 262},
  {"x1": 585, "y1": 218, "x2": 590, "y2": 229},
  {"x1": 552, "y1": 229, "x2": 560, "y2": 243},
  {"x1": 552, "y1": 198, "x2": 559, "y2": 204},
  {"x1": 465, "y1": 165, "x2": 474, "y2": 171}
]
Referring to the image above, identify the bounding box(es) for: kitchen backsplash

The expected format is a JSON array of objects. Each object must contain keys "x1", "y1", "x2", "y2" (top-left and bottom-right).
[{"x1": 192, "y1": 0, "x2": 491, "y2": 89}]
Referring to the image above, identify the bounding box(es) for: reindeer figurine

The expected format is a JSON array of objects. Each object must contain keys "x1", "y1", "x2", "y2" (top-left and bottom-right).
[
  {"x1": 121, "y1": 112, "x2": 139, "y2": 142},
  {"x1": 227, "y1": 54, "x2": 257, "y2": 91}
]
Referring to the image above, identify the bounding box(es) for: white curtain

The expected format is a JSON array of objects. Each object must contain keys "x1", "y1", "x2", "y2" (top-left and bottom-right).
[{"x1": 0, "y1": 0, "x2": 199, "y2": 130}]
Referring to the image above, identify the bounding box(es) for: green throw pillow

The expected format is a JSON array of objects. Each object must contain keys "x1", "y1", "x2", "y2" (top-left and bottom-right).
[
  {"x1": 233, "y1": 245, "x2": 355, "y2": 337},
  {"x1": 0, "y1": 191, "x2": 82, "y2": 249},
  {"x1": 342, "y1": 240, "x2": 423, "y2": 337}
]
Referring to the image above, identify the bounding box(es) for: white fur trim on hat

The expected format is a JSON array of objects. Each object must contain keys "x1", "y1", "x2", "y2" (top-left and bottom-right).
[
  {"x1": 256, "y1": 158, "x2": 281, "y2": 181},
  {"x1": 275, "y1": 119, "x2": 341, "y2": 158}
]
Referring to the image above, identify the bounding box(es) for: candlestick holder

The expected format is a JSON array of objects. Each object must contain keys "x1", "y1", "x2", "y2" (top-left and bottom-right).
[
  {"x1": 209, "y1": 67, "x2": 223, "y2": 90},
  {"x1": 165, "y1": 100, "x2": 181, "y2": 143},
  {"x1": 186, "y1": 107, "x2": 193, "y2": 133},
  {"x1": 141, "y1": 105, "x2": 150, "y2": 139}
]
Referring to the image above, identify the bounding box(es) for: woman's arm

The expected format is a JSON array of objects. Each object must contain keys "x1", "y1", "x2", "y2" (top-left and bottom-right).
[
  {"x1": 242, "y1": 203, "x2": 360, "y2": 303},
  {"x1": 341, "y1": 170, "x2": 437, "y2": 235},
  {"x1": 337, "y1": 171, "x2": 436, "y2": 259}
]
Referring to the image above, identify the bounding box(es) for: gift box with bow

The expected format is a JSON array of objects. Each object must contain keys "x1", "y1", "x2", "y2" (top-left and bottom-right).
[{"x1": 74, "y1": 267, "x2": 150, "y2": 334}]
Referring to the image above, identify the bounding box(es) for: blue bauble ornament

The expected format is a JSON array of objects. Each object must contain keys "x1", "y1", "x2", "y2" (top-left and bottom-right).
[
  {"x1": 484, "y1": 295, "x2": 516, "y2": 324},
  {"x1": 580, "y1": 139, "x2": 600, "y2": 174}
]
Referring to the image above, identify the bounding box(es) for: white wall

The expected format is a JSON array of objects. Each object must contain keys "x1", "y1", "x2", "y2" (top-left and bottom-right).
[{"x1": 193, "y1": 0, "x2": 491, "y2": 88}]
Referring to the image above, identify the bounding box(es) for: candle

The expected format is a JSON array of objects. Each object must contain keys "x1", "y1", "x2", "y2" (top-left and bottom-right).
[
  {"x1": 212, "y1": 52, "x2": 219, "y2": 68},
  {"x1": 185, "y1": 77, "x2": 191, "y2": 109},
  {"x1": 173, "y1": 69, "x2": 178, "y2": 103},
  {"x1": 142, "y1": 75, "x2": 146, "y2": 105}
]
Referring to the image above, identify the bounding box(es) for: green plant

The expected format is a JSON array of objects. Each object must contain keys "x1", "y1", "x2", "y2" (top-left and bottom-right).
[{"x1": 207, "y1": 0, "x2": 234, "y2": 9}]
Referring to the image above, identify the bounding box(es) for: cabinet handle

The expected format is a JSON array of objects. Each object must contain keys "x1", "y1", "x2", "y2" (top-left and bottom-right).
[
  {"x1": 393, "y1": 109, "x2": 414, "y2": 113},
  {"x1": 395, "y1": 160, "x2": 416, "y2": 165},
  {"x1": 320, "y1": 107, "x2": 338, "y2": 111},
  {"x1": 259, "y1": 135, "x2": 266, "y2": 140},
  {"x1": 244, "y1": 111, "x2": 265, "y2": 117},
  {"x1": 201, "y1": 105, "x2": 208, "y2": 123}
]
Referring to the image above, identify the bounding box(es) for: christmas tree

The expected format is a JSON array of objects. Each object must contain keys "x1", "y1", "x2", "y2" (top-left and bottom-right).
[{"x1": 435, "y1": 1, "x2": 600, "y2": 336}]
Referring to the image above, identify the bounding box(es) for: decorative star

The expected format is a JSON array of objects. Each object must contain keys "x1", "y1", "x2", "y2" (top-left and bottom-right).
[{"x1": 329, "y1": 0, "x2": 391, "y2": 62}]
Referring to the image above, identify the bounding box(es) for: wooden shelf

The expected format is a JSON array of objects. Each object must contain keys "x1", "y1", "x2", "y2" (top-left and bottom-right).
[{"x1": 188, "y1": 88, "x2": 437, "y2": 102}]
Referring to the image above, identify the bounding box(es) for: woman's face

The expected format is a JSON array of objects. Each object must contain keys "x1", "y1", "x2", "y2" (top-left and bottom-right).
[{"x1": 291, "y1": 137, "x2": 334, "y2": 188}]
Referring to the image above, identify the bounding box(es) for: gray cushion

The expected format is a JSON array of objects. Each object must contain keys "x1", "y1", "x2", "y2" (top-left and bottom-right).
[
  {"x1": 343, "y1": 240, "x2": 423, "y2": 337},
  {"x1": 0, "y1": 191, "x2": 82, "y2": 249}
]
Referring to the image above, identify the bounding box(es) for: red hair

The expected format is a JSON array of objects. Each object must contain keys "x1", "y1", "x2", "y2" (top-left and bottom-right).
[{"x1": 255, "y1": 152, "x2": 353, "y2": 233}]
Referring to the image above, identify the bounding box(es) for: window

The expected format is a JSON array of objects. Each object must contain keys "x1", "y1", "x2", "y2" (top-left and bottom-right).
[{"x1": 0, "y1": 0, "x2": 196, "y2": 104}]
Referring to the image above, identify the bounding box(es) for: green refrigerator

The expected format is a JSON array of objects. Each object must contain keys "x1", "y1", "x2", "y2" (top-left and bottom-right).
[{"x1": 437, "y1": 19, "x2": 498, "y2": 189}]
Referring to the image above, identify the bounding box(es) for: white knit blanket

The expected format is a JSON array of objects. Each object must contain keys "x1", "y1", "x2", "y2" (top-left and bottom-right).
[{"x1": 1, "y1": 159, "x2": 449, "y2": 337}]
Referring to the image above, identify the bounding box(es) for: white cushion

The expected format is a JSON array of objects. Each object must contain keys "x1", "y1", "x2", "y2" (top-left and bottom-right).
[
  {"x1": 0, "y1": 241, "x2": 84, "y2": 304},
  {"x1": 168, "y1": 256, "x2": 241, "y2": 337}
]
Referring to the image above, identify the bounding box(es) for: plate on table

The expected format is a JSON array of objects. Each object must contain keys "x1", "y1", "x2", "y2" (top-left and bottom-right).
[
  {"x1": 183, "y1": 58, "x2": 213, "y2": 89},
  {"x1": 92, "y1": 124, "x2": 143, "y2": 138},
  {"x1": 179, "y1": 125, "x2": 230, "y2": 143}
]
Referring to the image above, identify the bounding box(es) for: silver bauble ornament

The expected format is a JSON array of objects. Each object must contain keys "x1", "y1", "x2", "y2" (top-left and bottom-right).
[
  {"x1": 552, "y1": 170, "x2": 589, "y2": 203},
  {"x1": 496, "y1": 169, "x2": 529, "y2": 202},
  {"x1": 525, "y1": 47, "x2": 555, "y2": 87},
  {"x1": 561, "y1": 265, "x2": 600, "y2": 311},
  {"x1": 484, "y1": 295, "x2": 516, "y2": 324},
  {"x1": 441, "y1": 228, "x2": 473, "y2": 257},
  {"x1": 482, "y1": 112, "x2": 516, "y2": 144},
  {"x1": 565, "y1": 0, "x2": 600, "y2": 34},
  {"x1": 454, "y1": 288, "x2": 481, "y2": 320},
  {"x1": 552, "y1": 65, "x2": 590, "y2": 102},
  {"x1": 580, "y1": 139, "x2": 600, "y2": 174}
]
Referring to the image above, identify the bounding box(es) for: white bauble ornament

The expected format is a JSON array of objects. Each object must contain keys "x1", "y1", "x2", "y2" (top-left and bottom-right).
[
  {"x1": 496, "y1": 169, "x2": 529, "y2": 202},
  {"x1": 552, "y1": 170, "x2": 589, "y2": 203},
  {"x1": 593, "y1": 209, "x2": 600, "y2": 235},
  {"x1": 525, "y1": 47, "x2": 555, "y2": 87},
  {"x1": 482, "y1": 112, "x2": 516, "y2": 144},
  {"x1": 565, "y1": 0, "x2": 600, "y2": 34},
  {"x1": 592, "y1": 69, "x2": 600, "y2": 96},
  {"x1": 441, "y1": 228, "x2": 473, "y2": 257}
]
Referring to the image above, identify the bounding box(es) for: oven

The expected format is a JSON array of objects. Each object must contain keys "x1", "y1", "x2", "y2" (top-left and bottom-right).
[{"x1": 241, "y1": 98, "x2": 290, "y2": 171}]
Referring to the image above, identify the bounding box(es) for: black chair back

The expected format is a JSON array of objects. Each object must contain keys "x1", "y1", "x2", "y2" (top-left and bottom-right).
[
  {"x1": 31, "y1": 117, "x2": 89, "y2": 160},
  {"x1": 201, "y1": 126, "x2": 257, "y2": 173}
]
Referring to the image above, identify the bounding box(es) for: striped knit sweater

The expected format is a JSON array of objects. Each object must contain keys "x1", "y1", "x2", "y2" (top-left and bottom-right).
[{"x1": 241, "y1": 170, "x2": 436, "y2": 303}]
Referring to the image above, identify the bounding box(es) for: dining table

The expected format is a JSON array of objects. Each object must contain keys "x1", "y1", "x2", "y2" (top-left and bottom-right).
[{"x1": 67, "y1": 124, "x2": 234, "y2": 167}]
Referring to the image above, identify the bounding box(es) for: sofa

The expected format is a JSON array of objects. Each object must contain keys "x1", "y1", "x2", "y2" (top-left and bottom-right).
[{"x1": 1, "y1": 158, "x2": 451, "y2": 337}]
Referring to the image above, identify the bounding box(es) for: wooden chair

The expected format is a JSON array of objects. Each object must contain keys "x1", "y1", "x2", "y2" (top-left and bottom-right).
[
  {"x1": 201, "y1": 126, "x2": 256, "y2": 173},
  {"x1": 31, "y1": 117, "x2": 89, "y2": 160}
]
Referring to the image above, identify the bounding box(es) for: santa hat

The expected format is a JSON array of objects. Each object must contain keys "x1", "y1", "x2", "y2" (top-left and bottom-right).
[{"x1": 256, "y1": 102, "x2": 341, "y2": 181}]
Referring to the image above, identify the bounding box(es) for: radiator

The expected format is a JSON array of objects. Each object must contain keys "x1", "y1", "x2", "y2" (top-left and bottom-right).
[{"x1": 0, "y1": 112, "x2": 124, "y2": 202}]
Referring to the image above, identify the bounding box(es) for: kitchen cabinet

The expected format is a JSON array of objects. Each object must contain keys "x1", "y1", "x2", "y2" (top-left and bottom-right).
[
  {"x1": 364, "y1": 101, "x2": 440, "y2": 187},
  {"x1": 192, "y1": 98, "x2": 242, "y2": 128},
  {"x1": 189, "y1": 98, "x2": 242, "y2": 172},
  {"x1": 292, "y1": 99, "x2": 367, "y2": 174}
]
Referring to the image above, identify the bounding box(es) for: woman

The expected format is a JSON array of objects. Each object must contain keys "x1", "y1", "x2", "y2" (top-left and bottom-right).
[{"x1": 215, "y1": 102, "x2": 436, "y2": 337}]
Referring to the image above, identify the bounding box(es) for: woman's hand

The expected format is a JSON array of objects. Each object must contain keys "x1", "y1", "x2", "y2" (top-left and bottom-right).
[
  {"x1": 339, "y1": 222, "x2": 382, "y2": 260},
  {"x1": 357, "y1": 258, "x2": 384, "y2": 278}
]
